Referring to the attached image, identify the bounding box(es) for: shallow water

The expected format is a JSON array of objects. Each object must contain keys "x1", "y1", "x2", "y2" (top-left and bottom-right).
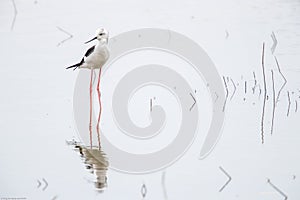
[{"x1": 0, "y1": 0, "x2": 299, "y2": 199}]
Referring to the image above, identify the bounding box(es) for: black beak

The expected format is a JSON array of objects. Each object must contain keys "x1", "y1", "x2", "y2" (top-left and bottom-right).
[{"x1": 84, "y1": 36, "x2": 97, "y2": 44}]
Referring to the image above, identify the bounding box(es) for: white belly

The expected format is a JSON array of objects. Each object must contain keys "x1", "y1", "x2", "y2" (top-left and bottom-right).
[{"x1": 81, "y1": 45, "x2": 109, "y2": 69}]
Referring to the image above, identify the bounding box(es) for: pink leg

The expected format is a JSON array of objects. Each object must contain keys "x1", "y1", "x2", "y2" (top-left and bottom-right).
[
  {"x1": 96, "y1": 68, "x2": 102, "y2": 149},
  {"x1": 89, "y1": 68, "x2": 94, "y2": 149}
]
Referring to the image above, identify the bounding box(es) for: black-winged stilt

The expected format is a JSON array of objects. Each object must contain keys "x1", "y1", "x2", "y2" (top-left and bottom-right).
[{"x1": 67, "y1": 28, "x2": 110, "y2": 149}]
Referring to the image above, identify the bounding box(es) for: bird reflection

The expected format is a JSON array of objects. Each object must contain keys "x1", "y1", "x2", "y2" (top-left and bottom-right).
[{"x1": 74, "y1": 144, "x2": 109, "y2": 191}]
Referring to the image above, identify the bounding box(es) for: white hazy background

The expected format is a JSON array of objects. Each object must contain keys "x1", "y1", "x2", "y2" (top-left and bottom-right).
[{"x1": 0, "y1": 0, "x2": 300, "y2": 199}]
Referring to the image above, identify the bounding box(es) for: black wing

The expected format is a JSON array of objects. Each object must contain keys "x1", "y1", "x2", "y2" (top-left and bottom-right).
[
  {"x1": 66, "y1": 45, "x2": 95, "y2": 71},
  {"x1": 84, "y1": 46, "x2": 95, "y2": 57}
]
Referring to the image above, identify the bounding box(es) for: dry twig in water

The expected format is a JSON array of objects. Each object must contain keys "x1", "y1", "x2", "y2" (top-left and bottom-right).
[
  {"x1": 287, "y1": 91, "x2": 291, "y2": 117},
  {"x1": 252, "y1": 71, "x2": 257, "y2": 94},
  {"x1": 11, "y1": 0, "x2": 17, "y2": 30},
  {"x1": 230, "y1": 78, "x2": 236, "y2": 100},
  {"x1": 219, "y1": 166, "x2": 232, "y2": 192},
  {"x1": 261, "y1": 43, "x2": 267, "y2": 144},
  {"x1": 161, "y1": 171, "x2": 168, "y2": 200},
  {"x1": 222, "y1": 76, "x2": 229, "y2": 112},
  {"x1": 274, "y1": 56, "x2": 287, "y2": 105},
  {"x1": 271, "y1": 70, "x2": 276, "y2": 135},
  {"x1": 57, "y1": 26, "x2": 73, "y2": 46},
  {"x1": 267, "y1": 179, "x2": 288, "y2": 200}
]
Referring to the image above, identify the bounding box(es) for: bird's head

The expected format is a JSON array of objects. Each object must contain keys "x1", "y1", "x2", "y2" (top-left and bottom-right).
[{"x1": 85, "y1": 28, "x2": 109, "y2": 44}]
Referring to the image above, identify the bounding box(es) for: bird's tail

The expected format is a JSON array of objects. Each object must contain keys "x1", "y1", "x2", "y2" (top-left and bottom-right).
[
  {"x1": 66, "y1": 64, "x2": 79, "y2": 70},
  {"x1": 66, "y1": 58, "x2": 84, "y2": 71}
]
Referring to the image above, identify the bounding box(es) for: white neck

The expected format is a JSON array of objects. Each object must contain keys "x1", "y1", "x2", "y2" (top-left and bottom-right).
[{"x1": 97, "y1": 38, "x2": 108, "y2": 46}]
